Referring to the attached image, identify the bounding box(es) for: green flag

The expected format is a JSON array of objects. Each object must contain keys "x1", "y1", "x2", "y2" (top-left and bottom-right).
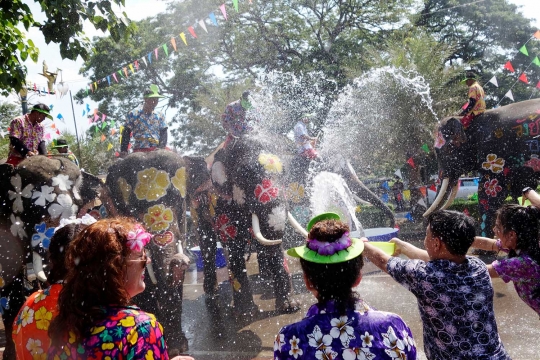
[
  {"x1": 519, "y1": 45, "x2": 529, "y2": 56},
  {"x1": 162, "y1": 44, "x2": 169, "y2": 57},
  {"x1": 421, "y1": 144, "x2": 429, "y2": 153},
  {"x1": 533, "y1": 57, "x2": 540, "y2": 67},
  {"x1": 118, "y1": 70, "x2": 124, "y2": 78},
  {"x1": 233, "y1": 0, "x2": 238, "y2": 11}
]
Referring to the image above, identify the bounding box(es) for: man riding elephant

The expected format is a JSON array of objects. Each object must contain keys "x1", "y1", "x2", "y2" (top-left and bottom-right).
[{"x1": 458, "y1": 70, "x2": 485, "y2": 129}]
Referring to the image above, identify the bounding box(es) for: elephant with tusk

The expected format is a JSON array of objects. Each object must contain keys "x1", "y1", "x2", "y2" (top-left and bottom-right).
[
  {"x1": 425, "y1": 98, "x2": 540, "y2": 237},
  {"x1": 0, "y1": 156, "x2": 102, "y2": 360}
]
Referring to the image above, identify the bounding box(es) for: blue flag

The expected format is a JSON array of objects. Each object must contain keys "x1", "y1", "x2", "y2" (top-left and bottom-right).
[
  {"x1": 209, "y1": 12, "x2": 218, "y2": 26},
  {"x1": 86, "y1": 104, "x2": 90, "y2": 112},
  {"x1": 56, "y1": 113, "x2": 64, "y2": 123}
]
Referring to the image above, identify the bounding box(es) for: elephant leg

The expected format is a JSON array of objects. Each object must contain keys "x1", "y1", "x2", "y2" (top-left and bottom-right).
[
  {"x1": 224, "y1": 233, "x2": 257, "y2": 314},
  {"x1": 256, "y1": 244, "x2": 300, "y2": 313},
  {"x1": 197, "y1": 219, "x2": 218, "y2": 298},
  {"x1": 1, "y1": 275, "x2": 27, "y2": 360}
]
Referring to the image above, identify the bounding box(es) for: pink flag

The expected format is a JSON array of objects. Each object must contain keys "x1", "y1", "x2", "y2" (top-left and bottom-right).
[
  {"x1": 112, "y1": 73, "x2": 118, "y2": 82},
  {"x1": 219, "y1": 4, "x2": 227, "y2": 20},
  {"x1": 154, "y1": 48, "x2": 159, "y2": 60},
  {"x1": 134, "y1": 60, "x2": 139, "y2": 70},
  {"x1": 537, "y1": 81, "x2": 540, "y2": 89},
  {"x1": 94, "y1": 114, "x2": 99, "y2": 122},
  {"x1": 102, "y1": 114, "x2": 107, "y2": 121}
]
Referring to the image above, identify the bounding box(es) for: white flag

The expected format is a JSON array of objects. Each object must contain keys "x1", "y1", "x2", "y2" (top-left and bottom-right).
[
  {"x1": 417, "y1": 198, "x2": 426, "y2": 207},
  {"x1": 394, "y1": 169, "x2": 402, "y2": 179},
  {"x1": 488, "y1": 76, "x2": 498, "y2": 87},
  {"x1": 504, "y1": 90, "x2": 514, "y2": 101},
  {"x1": 199, "y1": 19, "x2": 208, "y2": 33},
  {"x1": 141, "y1": 57, "x2": 148, "y2": 67}
]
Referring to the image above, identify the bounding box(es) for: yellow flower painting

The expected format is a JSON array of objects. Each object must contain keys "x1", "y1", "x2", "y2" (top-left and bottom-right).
[
  {"x1": 258, "y1": 153, "x2": 283, "y2": 174},
  {"x1": 134, "y1": 168, "x2": 170, "y2": 201},
  {"x1": 143, "y1": 204, "x2": 174, "y2": 232},
  {"x1": 482, "y1": 154, "x2": 505, "y2": 174},
  {"x1": 287, "y1": 182, "x2": 305, "y2": 203},
  {"x1": 171, "y1": 167, "x2": 187, "y2": 198}
]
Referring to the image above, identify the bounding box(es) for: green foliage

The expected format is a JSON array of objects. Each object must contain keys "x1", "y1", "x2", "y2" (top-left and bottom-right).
[
  {"x1": 0, "y1": 0, "x2": 134, "y2": 96},
  {"x1": 0, "y1": 101, "x2": 21, "y2": 159}
]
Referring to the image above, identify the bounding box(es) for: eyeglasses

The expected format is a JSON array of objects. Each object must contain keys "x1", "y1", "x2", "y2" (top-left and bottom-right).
[{"x1": 128, "y1": 250, "x2": 149, "y2": 268}]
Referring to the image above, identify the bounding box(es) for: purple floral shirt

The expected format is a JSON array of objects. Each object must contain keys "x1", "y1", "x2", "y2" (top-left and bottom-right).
[
  {"x1": 221, "y1": 100, "x2": 252, "y2": 137},
  {"x1": 47, "y1": 305, "x2": 169, "y2": 359},
  {"x1": 9, "y1": 115, "x2": 44, "y2": 157},
  {"x1": 493, "y1": 252, "x2": 540, "y2": 316},
  {"x1": 274, "y1": 299, "x2": 416, "y2": 359}
]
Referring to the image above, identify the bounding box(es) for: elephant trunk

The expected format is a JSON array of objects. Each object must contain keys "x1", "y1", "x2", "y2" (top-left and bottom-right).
[
  {"x1": 251, "y1": 213, "x2": 283, "y2": 245},
  {"x1": 344, "y1": 161, "x2": 396, "y2": 227},
  {"x1": 287, "y1": 211, "x2": 308, "y2": 238}
]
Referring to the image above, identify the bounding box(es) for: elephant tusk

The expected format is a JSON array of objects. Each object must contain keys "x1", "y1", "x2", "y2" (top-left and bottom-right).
[
  {"x1": 423, "y1": 178, "x2": 449, "y2": 217},
  {"x1": 287, "y1": 211, "x2": 308, "y2": 237},
  {"x1": 252, "y1": 214, "x2": 283, "y2": 246},
  {"x1": 33, "y1": 251, "x2": 47, "y2": 283},
  {"x1": 146, "y1": 256, "x2": 158, "y2": 285},
  {"x1": 441, "y1": 183, "x2": 459, "y2": 210}
]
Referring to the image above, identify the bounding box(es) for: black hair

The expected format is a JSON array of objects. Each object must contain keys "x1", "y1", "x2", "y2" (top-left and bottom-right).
[
  {"x1": 47, "y1": 223, "x2": 88, "y2": 284},
  {"x1": 301, "y1": 219, "x2": 364, "y2": 314},
  {"x1": 497, "y1": 204, "x2": 540, "y2": 263},
  {"x1": 427, "y1": 210, "x2": 476, "y2": 256},
  {"x1": 31, "y1": 103, "x2": 50, "y2": 113},
  {"x1": 242, "y1": 90, "x2": 250, "y2": 99}
]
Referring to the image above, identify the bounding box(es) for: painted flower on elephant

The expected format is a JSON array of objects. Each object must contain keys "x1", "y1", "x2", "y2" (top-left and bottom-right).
[
  {"x1": 171, "y1": 167, "x2": 187, "y2": 198},
  {"x1": 31, "y1": 222, "x2": 55, "y2": 249},
  {"x1": 143, "y1": 204, "x2": 174, "y2": 232},
  {"x1": 51, "y1": 174, "x2": 73, "y2": 191},
  {"x1": 134, "y1": 167, "x2": 170, "y2": 201},
  {"x1": 481, "y1": 154, "x2": 505, "y2": 174},
  {"x1": 213, "y1": 214, "x2": 237, "y2": 242},
  {"x1": 268, "y1": 206, "x2": 286, "y2": 232},
  {"x1": 48, "y1": 194, "x2": 78, "y2": 220},
  {"x1": 258, "y1": 153, "x2": 283, "y2": 174},
  {"x1": 32, "y1": 185, "x2": 56, "y2": 207},
  {"x1": 9, "y1": 174, "x2": 34, "y2": 213},
  {"x1": 212, "y1": 161, "x2": 227, "y2": 185},
  {"x1": 254, "y1": 179, "x2": 279, "y2": 204},
  {"x1": 117, "y1": 177, "x2": 132, "y2": 205},
  {"x1": 233, "y1": 185, "x2": 246, "y2": 205},
  {"x1": 524, "y1": 155, "x2": 540, "y2": 172},
  {"x1": 10, "y1": 214, "x2": 27, "y2": 239},
  {"x1": 484, "y1": 179, "x2": 502, "y2": 197},
  {"x1": 287, "y1": 182, "x2": 305, "y2": 203}
]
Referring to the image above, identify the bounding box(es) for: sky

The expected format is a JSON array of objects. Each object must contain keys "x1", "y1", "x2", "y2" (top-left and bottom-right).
[{"x1": 7, "y1": 0, "x2": 540, "y2": 139}]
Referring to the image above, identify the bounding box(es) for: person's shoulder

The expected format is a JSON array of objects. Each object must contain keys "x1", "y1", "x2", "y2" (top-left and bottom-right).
[{"x1": 361, "y1": 308, "x2": 411, "y2": 329}]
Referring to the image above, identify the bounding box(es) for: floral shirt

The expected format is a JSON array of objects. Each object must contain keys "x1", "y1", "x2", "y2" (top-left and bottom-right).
[
  {"x1": 387, "y1": 256, "x2": 510, "y2": 360},
  {"x1": 274, "y1": 299, "x2": 416, "y2": 360},
  {"x1": 12, "y1": 284, "x2": 62, "y2": 360},
  {"x1": 125, "y1": 106, "x2": 167, "y2": 149},
  {"x1": 221, "y1": 100, "x2": 251, "y2": 137},
  {"x1": 467, "y1": 82, "x2": 486, "y2": 116},
  {"x1": 492, "y1": 252, "x2": 540, "y2": 316},
  {"x1": 9, "y1": 114, "x2": 44, "y2": 157},
  {"x1": 47, "y1": 305, "x2": 169, "y2": 359}
]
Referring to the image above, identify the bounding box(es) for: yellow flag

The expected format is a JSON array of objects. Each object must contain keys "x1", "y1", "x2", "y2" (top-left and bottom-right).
[
  {"x1": 107, "y1": 143, "x2": 113, "y2": 151},
  {"x1": 403, "y1": 190, "x2": 411, "y2": 201},
  {"x1": 129, "y1": 64, "x2": 135, "y2": 74},
  {"x1": 180, "y1": 32, "x2": 187, "y2": 46}
]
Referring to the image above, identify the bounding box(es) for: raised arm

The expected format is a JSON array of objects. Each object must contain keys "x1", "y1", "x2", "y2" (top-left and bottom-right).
[{"x1": 391, "y1": 238, "x2": 430, "y2": 262}]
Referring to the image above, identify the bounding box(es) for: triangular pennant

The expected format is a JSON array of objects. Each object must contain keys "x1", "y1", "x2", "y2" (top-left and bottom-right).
[
  {"x1": 118, "y1": 70, "x2": 124, "y2": 78},
  {"x1": 129, "y1": 64, "x2": 135, "y2": 74},
  {"x1": 162, "y1": 44, "x2": 169, "y2": 57},
  {"x1": 100, "y1": 134, "x2": 106, "y2": 142},
  {"x1": 110, "y1": 120, "x2": 116, "y2": 128},
  {"x1": 94, "y1": 108, "x2": 98, "y2": 115},
  {"x1": 488, "y1": 76, "x2": 498, "y2": 87},
  {"x1": 407, "y1": 157, "x2": 415, "y2": 168},
  {"x1": 199, "y1": 19, "x2": 208, "y2": 33},
  {"x1": 56, "y1": 114, "x2": 64, "y2": 123},
  {"x1": 534, "y1": 30, "x2": 540, "y2": 39},
  {"x1": 142, "y1": 57, "x2": 148, "y2": 67},
  {"x1": 429, "y1": 184, "x2": 437, "y2": 192},
  {"x1": 533, "y1": 57, "x2": 540, "y2": 67},
  {"x1": 94, "y1": 114, "x2": 99, "y2": 122},
  {"x1": 86, "y1": 87, "x2": 88, "y2": 95},
  {"x1": 180, "y1": 32, "x2": 187, "y2": 46},
  {"x1": 102, "y1": 114, "x2": 107, "y2": 122},
  {"x1": 107, "y1": 75, "x2": 111, "y2": 86},
  {"x1": 171, "y1": 38, "x2": 177, "y2": 51},
  {"x1": 421, "y1": 144, "x2": 429, "y2": 153},
  {"x1": 134, "y1": 60, "x2": 139, "y2": 70},
  {"x1": 111, "y1": 128, "x2": 117, "y2": 136},
  {"x1": 504, "y1": 90, "x2": 514, "y2": 101},
  {"x1": 504, "y1": 61, "x2": 515, "y2": 72},
  {"x1": 112, "y1": 73, "x2": 118, "y2": 82},
  {"x1": 219, "y1": 4, "x2": 227, "y2": 20},
  {"x1": 232, "y1": 0, "x2": 238, "y2": 12},
  {"x1": 209, "y1": 12, "x2": 218, "y2": 26},
  {"x1": 537, "y1": 81, "x2": 540, "y2": 90},
  {"x1": 82, "y1": 110, "x2": 86, "y2": 116},
  {"x1": 154, "y1": 48, "x2": 159, "y2": 60},
  {"x1": 86, "y1": 104, "x2": 90, "y2": 112},
  {"x1": 519, "y1": 45, "x2": 529, "y2": 56},
  {"x1": 107, "y1": 143, "x2": 113, "y2": 151},
  {"x1": 50, "y1": 123, "x2": 56, "y2": 129},
  {"x1": 147, "y1": 52, "x2": 152, "y2": 64},
  {"x1": 123, "y1": 67, "x2": 128, "y2": 77},
  {"x1": 519, "y1": 73, "x2": 529, "y2": 84},
  {"x1": 188, "y1": 26, "x2": 197, "y2": 38}
]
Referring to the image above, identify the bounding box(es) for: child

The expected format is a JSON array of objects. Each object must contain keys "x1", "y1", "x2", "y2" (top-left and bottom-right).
[
  {"x1": 275, "y1": 214, "x2": 417, "y2": 360},
  {"x1": 363, "y1": 210, "x2": 510, "y2": 359},
  {"x1": 472, "y1": 204, "x2": 540, "y2": 316}
]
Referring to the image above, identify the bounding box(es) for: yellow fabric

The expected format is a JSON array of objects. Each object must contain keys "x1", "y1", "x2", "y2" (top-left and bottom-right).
[{"x1": 467, "y1": 82, "x2": 486, "y2": 116}]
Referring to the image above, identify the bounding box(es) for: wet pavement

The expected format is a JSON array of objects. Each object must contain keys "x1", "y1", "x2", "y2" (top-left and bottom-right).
[{"x1": 1, "y1": 245, "x2": 538, "y2": 359}]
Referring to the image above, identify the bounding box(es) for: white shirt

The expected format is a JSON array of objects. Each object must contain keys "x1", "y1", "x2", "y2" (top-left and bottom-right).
[{"x1": 293, "y1": 121, "x2": 313, "y2": 153}]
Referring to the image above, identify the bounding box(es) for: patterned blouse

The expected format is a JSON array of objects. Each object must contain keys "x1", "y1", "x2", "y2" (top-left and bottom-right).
[
  {"x1": 125, "y1": 106, "x2": 167, "y2": 149},
  {"x1": 274, "y1": 299, "x2": 416, "y2": 359},
  {"x1": 221, "y1": 100, "x2": 251, "y2": 137},
  {"x1": 493, "y1": 252, "x2": 540, "y2": 316},
  {"x1": 9, "y1": 115, "x2": 44, "y2": 157},
  {"x1": 47, "y1": 305, "x2": 169, "y2": 359},
  {"x1": 12, "y1": 284, "x2": 62, "y2": 360}
]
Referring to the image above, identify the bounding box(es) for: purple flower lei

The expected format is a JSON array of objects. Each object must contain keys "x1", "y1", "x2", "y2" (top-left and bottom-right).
[{"x1": 307, "y1": 232, "x2": 352, "y2": 256}]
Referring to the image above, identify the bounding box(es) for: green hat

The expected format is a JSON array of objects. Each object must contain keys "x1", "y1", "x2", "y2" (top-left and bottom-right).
[
  {"x1": 31, "y1": 104, "x2": 53, "y2": 120},
  {"x1": 287, "y1": 212, "x2": 364, "y2": 264},
  {"x1": 461, "y1": 70, "x2": 478, "y2": 83},
  {"x1": 52, "y1": 139, "x2": 69, "y2": 148},
  {"x1": 143, "y1": 84, "x2": 165, "y2": 98}
]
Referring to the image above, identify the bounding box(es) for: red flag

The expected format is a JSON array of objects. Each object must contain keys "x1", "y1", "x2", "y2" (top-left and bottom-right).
[
  {"x1": 536, "y1": 81, "x2": 540, "y2": 89},
  {"x1": 429, "y1": 184, "x2": 437, "y2": 192},
  {"x1": 406, "y1": 157, "x2": 415, "y2": 168},
  {"x1": 519, "y1": 73, "x2": 529, "y2": 84},
  {"x1": 534, "y1": 30, "x2": 540, "y2": 39},
  {"x1": 188, "y1": 26, "x2": 197, "y2": 38},
  {"x1": 504, "y1": 61, "x2": 515, "y2": 72},
  {"x1": 134, "y1": 60, "x2": 139, "y2": 71}
]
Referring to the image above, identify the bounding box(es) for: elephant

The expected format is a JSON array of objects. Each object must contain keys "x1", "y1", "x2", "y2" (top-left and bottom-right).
[
  {"x1": 104, "y1": 149, "x2": 209, "y2": 354},
  {"x1": 0, "y1": 156, "x2": 102, "y2": 360},
  {"x1": 424, "y1": 98, "x2": 540, "y2": 236}
]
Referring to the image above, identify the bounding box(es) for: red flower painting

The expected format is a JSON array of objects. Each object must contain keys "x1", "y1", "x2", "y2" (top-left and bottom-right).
[
  {"x1": 213, "y1": 214, "x2": 237, "y2": 242},
  {"x1": 254, "y1": 179, "x2": 279, "y2": 204},
  {"x1": 484, "y1": 179, "x2": 502, "y2": 197}
]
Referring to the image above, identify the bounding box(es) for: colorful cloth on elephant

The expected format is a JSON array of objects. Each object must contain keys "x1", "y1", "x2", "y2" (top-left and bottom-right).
[
  {"x1": 274, "y1": 299, "x2": 417, "y2": 360},
  {"x1": 466, "y1": 81, "x2": 485, "y2": 116},
  {"x1": 47, "y1": 305, "x2": 169, "y2": 360},
  {"x1": 387, "y1": 256, "x2": 510, "y2": 360},
  {"x1": 221, "y1": 100, "x2": 252, "y2": 137},
  {"x1": 492, "y1": 252, "x2": 540, "y2": 316},
  {"x1": 8, "y1": 114, "x2": 44, "y2": 157},
  {"x1": 125, "y1": 106, "x2": 167, "y2": 149},
  {"x1": 12, "y1": 284, "x2": 62, "y2": 360}
]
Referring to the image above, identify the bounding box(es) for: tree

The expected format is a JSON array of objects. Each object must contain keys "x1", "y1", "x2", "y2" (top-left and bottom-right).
[
  {"x1": 0, "y1": 0, "x2": 134, "y2": 95},
  {"x1": 0, "y1": 101, "x2": 21, "y2": 159}
]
